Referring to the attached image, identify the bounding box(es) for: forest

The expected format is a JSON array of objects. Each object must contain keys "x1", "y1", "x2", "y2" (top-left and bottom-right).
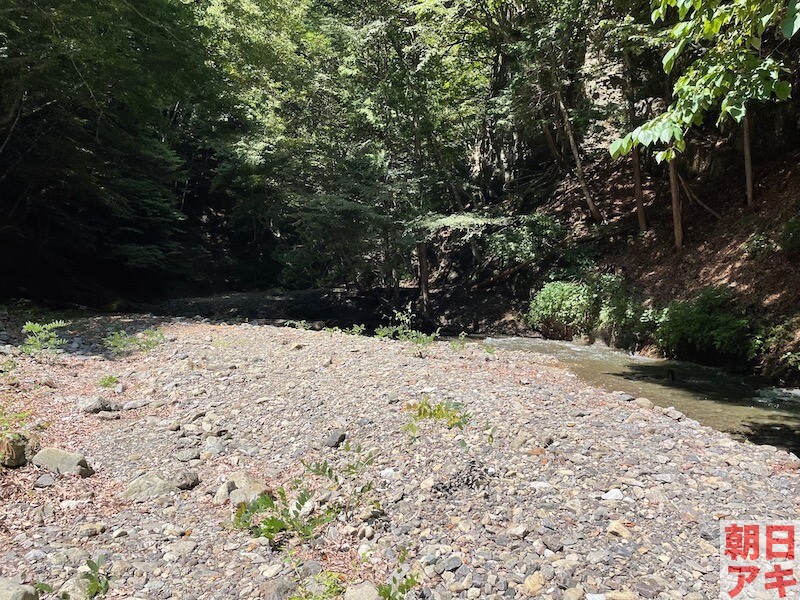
[{"x1": 2, "y1": 0, "x2": 800, "y2": 377}]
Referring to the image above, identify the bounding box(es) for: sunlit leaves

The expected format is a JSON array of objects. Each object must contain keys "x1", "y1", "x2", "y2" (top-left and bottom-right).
[{"x1": 612, "y1": 0, "x2": 796, "y2": 160}]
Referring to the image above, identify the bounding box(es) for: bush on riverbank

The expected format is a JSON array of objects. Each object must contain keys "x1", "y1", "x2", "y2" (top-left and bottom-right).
[
  {"x1": 529, "y1": 280, "x2": 763, "y2": 367},
  {"x1": 527, "y1": 281, "x2": 595, "y2": 339},
  {"x1": 655, "y1": 288, "x2": 758, "y2": 365}
]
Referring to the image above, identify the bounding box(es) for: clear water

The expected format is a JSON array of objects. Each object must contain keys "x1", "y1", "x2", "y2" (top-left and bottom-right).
[{"x1": 486, "y1": 337, "x2": 800, "y2": 455}]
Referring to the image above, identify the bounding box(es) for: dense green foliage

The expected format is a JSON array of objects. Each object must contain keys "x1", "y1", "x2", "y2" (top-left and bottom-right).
[
  {"x1": 530, "y1": 281, "x2": 762, "y2": 367},
  {"x1": 655, "y1": 288, "x2": 757, "y2": 363},
  {"x1": 528, "y1": 281, "x2": 596, "y2": 337},
  {"x1": 3, "y1": 0, "x2": 800, "y2": 374}
]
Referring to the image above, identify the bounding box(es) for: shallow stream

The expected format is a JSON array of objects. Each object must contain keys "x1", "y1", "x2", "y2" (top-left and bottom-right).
[{"x1": 486, "y1": 337, "x2": 800, "y2": 455}]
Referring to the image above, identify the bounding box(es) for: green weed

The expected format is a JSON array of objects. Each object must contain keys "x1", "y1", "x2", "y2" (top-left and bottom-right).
[
  {"x1": 233, "y1": 488, "x2": 337, "y2": 547},
  {"x1": 103, "y1": 328, "x2": 164, "y2": 356},
  {"x1": 97, "y1": 375, "x2": 119, "y2": 389},
  {"x1": 21, "y1": 320, "x2": 67, "y2": 355},
  {"x1": 405, "y1": 397, "x2": 471, "y2": 430}
]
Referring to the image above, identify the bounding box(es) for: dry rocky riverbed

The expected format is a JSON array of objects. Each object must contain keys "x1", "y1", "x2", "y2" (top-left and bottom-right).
[{"x1": 1, "y1": 316, "x2": 799, "y2": 599}]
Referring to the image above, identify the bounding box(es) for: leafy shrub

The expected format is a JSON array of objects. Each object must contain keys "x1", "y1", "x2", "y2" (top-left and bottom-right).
[
  {"x1": 234, "y1": 488, "x2": 337, "y2": 546},
  {"x1": 528, "y1": 281, "x2": 595, "y2": 339},
  {"x1": 21, "y1": 320, "x2": 67, "y2": 355},
  {"x1": 290, "y1": 571, "x2": 345, "y2": 600},
  {"x1": 104, "y1": 328, "x2": 164, "y2": 355},
  {"x1": 405, "y1": 397, "x2": 470, "y2": 429},
  {"x1": 779, "y1": 216, "x2": 800, "y2": 256},
  {"x1": 83, "y1": 556, "x2": 111, "y2": 598},
  {"x1": 741, "y1": 231, "x2": 776, "y2": 259},
  {"x1": 592, "y1": 274, "x2": 660, "y2": 348},
  {"x1": 98, "y1": 375, "x2": 119, "y2": 389},
  {"x1": 449, "y1": 332, "x2": 468, "y2": 350},
  {"x1": 655, "y1": 287, "x2": 757, "y2": 363},
  {"x1": 487, "y1": 214, "x2": 565, "y2": 267},
  {"x1": 375, "y1": 310, "x2": 439, "y2": 346}
]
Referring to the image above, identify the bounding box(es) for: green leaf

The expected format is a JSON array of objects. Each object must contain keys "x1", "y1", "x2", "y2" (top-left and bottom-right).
[
  {"x1": 609, "y1": 138, "x2": 625, "y2": 158},
  {"x1": 774, "y1": 80, "x2": 792, "y2": 100},
  {"x1": 781, "y1": 0, "x2": 800, "y2": 38}
]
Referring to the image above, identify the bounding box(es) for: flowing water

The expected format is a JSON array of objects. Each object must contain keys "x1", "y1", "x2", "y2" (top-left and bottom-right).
[{"x1": 486, "y1": 337, "x2": 800, "y2": 455}]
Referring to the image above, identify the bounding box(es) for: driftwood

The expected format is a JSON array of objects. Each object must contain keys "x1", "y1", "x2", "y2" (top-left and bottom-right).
[{"x1": 677, "y1": 173, "x2": 721, "y2": 220}]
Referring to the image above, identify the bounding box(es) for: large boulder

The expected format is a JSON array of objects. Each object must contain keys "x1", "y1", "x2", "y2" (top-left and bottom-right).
[
  {"x1": 32, "y1": 447, "x2": 93, "y2": 477},
  {"x1": 120, "y1": 472, "x2": 179, "y2": 501},
  {"x1": 0, "y1": 578, "x2": 38, "y2": 600}
]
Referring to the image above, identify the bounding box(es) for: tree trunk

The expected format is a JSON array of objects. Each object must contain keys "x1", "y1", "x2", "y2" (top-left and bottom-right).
[
  {"x1": 668, "y1": 159, "x2": 683, "y2": 250},
  {"x1": 743, "y1": 111, "x2": 754, "y2": 207},
  {"x1": 540, "y1": 116, "x2": 562, "y2": 166},
  {"x1": 555, "y1": 92, "x2": 602, "y2": 223},
  {"x1": 623, "y1": 50, "x2": 646, "y2": 230},
  {"x1": 632, "y1": 147, "x2": 647, "y2": 230},
  {"x1": 417, "y1": 242, "x2": 431, "y2": 318}
]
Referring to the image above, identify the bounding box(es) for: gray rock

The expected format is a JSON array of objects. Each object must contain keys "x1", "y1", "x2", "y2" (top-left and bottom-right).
[
  {"x1": 120, "y1": 472, "x2": 179, "y2": 501},
  {"x1": 122, "y1": 399, "x2": 150, "y2": 410},
  {"x1": 344, "y1": 582, "x2": 380, "y2": 600},
  {"x1": 261, "y1": 577, "x2": 296, "y2": 600},
  {"x1": 78, "y1": 396, "x2": 108, "y2": 413},
  {"x1": 1, "y1": 435, "x2": 30, "y2": 467},
  {"x1": 32, "y1": 447, "x2": 93, "y2": 477},
  {"x1": 325, "y1": 429, "x2": 347, "y2": 448},
  {"x1": 175, "y1": 448, "x2": 200, "y2": 462},
  {"x1": 0, "y1": 578, "x2": 37, "y2": 600},
  {"x1": 634, "y1": 397, "x2": 654, "y2": 410},
  {"x1": 96, "y1": 411, "x2": 120, "y2": 420},
  {"x1": 601, "y1": 488, "x2": 624, "y2": 501},
  {"x1": 33, "y1": 473, "x2": 56, "y2": 488},
  {"x1": 58, "y1": 577, "x2": 90, "y2": 600},
  {"x1": 227, "y1": 471, "x2": 269, "y2": 505},
  {"x1": 175, "y1": 470, "x2": 200, "y2": 490}
]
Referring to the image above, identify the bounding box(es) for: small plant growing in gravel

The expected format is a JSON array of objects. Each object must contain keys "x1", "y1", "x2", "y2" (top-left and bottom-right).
[
  {"x1": 375, "y1": 310, "x2": 439, "y2": 346},
  {"x1": 405, "y1": 397, "x2": 471, "y2": 430},
  {"x1": 0, "y1": 358, "x2": 16, "y2": 375},
  {"x1": 285, "y1": 320, "x2": 311, "y2": 330},
  {"x1": 449, "y1": 332, "x2": 468, "y2": 351},
  {"x1": 378, "y1": 548, "x2": 419, "y2": 600},
  {"x1": 83, "y1": 556, "x2": 111, "y2": 598},
  {"x1": 482, "y1": 344, "x2": 496, "y2": 355},
  {"x1": 343, "y1": 324, "x2": 366, "y2": 336},
  {"x1": 289, "y1": 570, "x2": 345, "y2": 600},
  {"x1": 484, "y1": 422, "x2": 497, "y2": 445},
  {"x1": 21, "y1": 320, "x2": 67, "y2": 355},
  {"x1": 234, "y1": 488, "x2": 337, "y2": 547},
  {"x1": 97, "y1": 375, "x2": 119, "y2": 389},
  {"x1": 103, "y1": 328, "x2": 164, "y2": 356},
  {"x1": 303, "y1": 447, "x2": 377, "y2": 519}
]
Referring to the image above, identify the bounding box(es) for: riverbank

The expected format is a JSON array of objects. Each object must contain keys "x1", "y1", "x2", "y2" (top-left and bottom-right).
[{"x1": 1, "y1": 316, "x2": 799, "y2": 598}]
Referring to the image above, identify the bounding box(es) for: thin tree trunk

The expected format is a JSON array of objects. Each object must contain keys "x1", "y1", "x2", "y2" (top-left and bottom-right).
[
  {"x1": 632, "y1": 148, "x2": 647, "y2": 231},
  {"x1": 623, "y1": 50, "x2": 646, "y2": 230},
  {"x1": 668, "y1": 159, "x2": 683, "y2": 250},
  {"x1": 541, "y1": 117, "x2": 562, "y2": 166},
  {"x1": 556, "y1": 92, "x2": 602, "y2": 222},
  {"x1": 743, "y1": 111, "x2": 754, "y2": 207},
  {"x1": 417, "y1": 242, "x2": 431, "y2": 319}
]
